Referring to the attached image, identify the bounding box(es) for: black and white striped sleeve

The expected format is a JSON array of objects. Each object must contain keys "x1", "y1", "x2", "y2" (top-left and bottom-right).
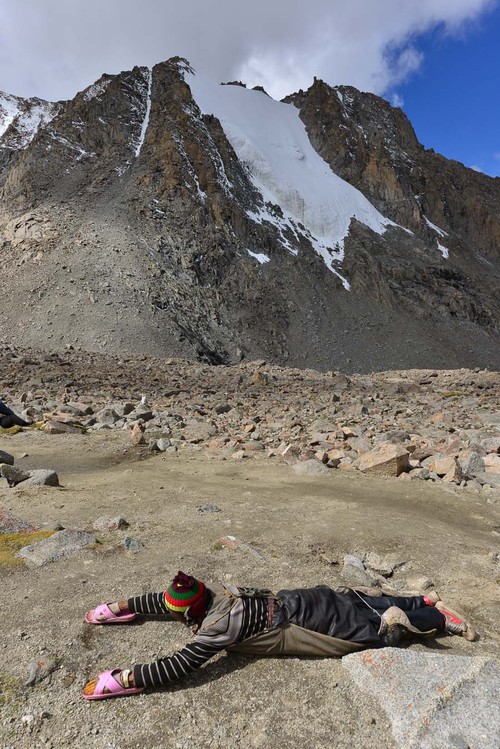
[
  {"x1": 127, "y1": 592, "x2": 174, "y2": 618},
  {"x1": 132, "y1": 598, "x2": 252, "y2": 689},
  {"x1": 133, "y1": 639, "x2": 225, "y2": 688}
]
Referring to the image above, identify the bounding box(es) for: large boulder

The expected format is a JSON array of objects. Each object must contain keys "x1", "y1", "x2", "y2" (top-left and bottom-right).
[
  {"x1": 95, "y1": 407, "x2": 120, "y2": 426},
  {"x1": 357, "y1": 443, "x2": 409, "y2": 477},
  {"x1": 1, "y1": 464, "x2": 30, "y2": 486},
  {"x1": 343, "y1": 650, "x2": 500, "y2": 749},
  {"x1": 22, "y1": 469, "x2": 60, "y2": 487},
  {"x1": 44, "y1": 420, "x2": 83, "y2": 435}
]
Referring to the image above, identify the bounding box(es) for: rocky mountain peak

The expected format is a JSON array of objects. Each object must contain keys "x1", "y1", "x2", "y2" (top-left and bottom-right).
[
  {"x1": 0, "y1": 91, "x2": 61, "y2": 152},
  {"x1": 0, "y1": 57, "x2": 498, "y2": 371}
]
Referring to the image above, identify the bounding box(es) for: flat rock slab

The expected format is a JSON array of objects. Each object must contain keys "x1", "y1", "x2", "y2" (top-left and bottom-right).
[
  {"x1": 343, "y1": 649, "x2": 500, "y2": 749},
  {"x1": 0, "y1": 507, "x2": 37, "y2": 534},
  {"x1": 17, "y1": 530, "x2": 96, "y2": 567}
]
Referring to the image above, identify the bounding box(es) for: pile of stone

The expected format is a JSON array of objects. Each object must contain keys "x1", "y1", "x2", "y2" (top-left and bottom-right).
[{"x1": 0, "y1": 346, "x2": 498, "y2": 497}]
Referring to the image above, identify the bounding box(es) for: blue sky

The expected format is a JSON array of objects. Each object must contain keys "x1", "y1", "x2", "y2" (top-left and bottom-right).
[{"x1": 390, "y1": 6, "x2": 500, "y2": 177}]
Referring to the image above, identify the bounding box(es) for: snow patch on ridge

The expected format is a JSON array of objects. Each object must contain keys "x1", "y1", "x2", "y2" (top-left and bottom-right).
[
  {"x1": 83, "y1": 78, "x2": 110, "y2": 102},
  {"x1": 437, "y1": 242, "x2": 449, "y2": 259},
  {"x1": 185, "y1": 70, "x2": 398, "y2": 285},
  {"x1": 0, "y1": 93, "x2": 58, "y2": 149},
  {"x1": 424, "y1": 215, "x2": 448, "y2": 237},
  {"x1": 0, "y1": 94, "x2": 20, "y2": 138},
  {"x1": 247, "y1": 249, "x2": 270, "y2": 264}
]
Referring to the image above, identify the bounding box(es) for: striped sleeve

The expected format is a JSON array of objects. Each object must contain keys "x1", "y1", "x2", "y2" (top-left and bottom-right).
[
  {"x1": 133, "y1": 639, "x2": 224, "y2": 688},
  {"x1": 132, "y1": 597, "x2": 269, "y2": 689},
  {"x1": 127, "y1": 592, "x2": 173, "y2": 618}
]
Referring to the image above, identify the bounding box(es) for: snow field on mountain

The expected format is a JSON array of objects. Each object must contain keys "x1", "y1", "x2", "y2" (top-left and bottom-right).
[
  {"x1": 0, "y1": 94, "x2": 19, "y2": 137},
  {"x1": 186, "y1": 71, "x2": 397, "y2": 285},
  {"x1": 0, "y1": 93, "x2": 57, "y2": 148}
]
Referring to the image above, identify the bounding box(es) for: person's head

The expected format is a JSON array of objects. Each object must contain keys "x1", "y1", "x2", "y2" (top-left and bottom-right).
[{"x1": 165, "y1": 571, "x2": 207, "y2": 624}]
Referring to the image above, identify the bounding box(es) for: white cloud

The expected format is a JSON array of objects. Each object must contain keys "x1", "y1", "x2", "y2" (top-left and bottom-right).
[
  {"x1": 0, "y1": 0, "x2": 496, "y2": 101},
  {"x1": 391, "y1": 93, "x2": 405, "y2": 108},
  {"x1": 470, "y1": 165, "x2": 484, "y2": 172},
  {"x1": 494, "y1": 152, "x2": 500, "y2": 161}
]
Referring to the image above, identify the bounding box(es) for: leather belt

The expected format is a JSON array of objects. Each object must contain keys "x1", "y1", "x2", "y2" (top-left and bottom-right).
[{"x1": 267, "y1": 597, "x2": 281, "y2": 628}]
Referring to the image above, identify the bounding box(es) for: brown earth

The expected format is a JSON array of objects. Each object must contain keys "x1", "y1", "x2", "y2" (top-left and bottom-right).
[{"x1": 1, "y1": 427, "x2": 499, "y2": 749}]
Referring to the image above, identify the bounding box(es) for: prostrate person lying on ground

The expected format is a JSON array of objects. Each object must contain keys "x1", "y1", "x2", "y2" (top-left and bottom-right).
[{"x1": 82, "y1": 571, "x2": 477, "y2": 700}]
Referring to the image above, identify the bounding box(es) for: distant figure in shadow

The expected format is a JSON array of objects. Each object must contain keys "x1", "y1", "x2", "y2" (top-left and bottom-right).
[
  {"x1": 0, "y1": 400, "x2": 29, "y2": 428},
  {"x1": 82, "y1": 571, "x2": 476, "y2": 700}
]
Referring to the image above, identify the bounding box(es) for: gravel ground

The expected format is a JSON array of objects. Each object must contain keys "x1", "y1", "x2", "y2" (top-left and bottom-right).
[{"x1": 1, "y1": 429, "x2": 499, "y2": 748}]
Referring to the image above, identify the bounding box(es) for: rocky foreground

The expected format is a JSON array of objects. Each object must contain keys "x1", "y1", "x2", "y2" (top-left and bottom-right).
[
  {"x1": 1, "y1": 345, "x2": 500, "y2": 748},
  {"x1": 1, "y1": 343, "x2": 500, "y2": 496}
]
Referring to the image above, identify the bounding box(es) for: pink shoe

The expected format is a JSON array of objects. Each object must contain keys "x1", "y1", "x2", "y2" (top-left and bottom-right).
[
  {"x1": 82, "y1": 669, "x2": 144, "y2": 700},
  {"x1": 84, "y1": 602, "x2": 137, "y2": 624}
]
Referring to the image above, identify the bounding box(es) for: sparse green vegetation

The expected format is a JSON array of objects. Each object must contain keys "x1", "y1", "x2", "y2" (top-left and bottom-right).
[{"x1": 0, "y1": 531, "x2": 56, "y2": 567}]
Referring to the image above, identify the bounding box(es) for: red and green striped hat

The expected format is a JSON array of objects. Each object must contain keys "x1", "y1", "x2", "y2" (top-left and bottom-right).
[{"x1": 165, "y1": 571, "x2": 206, "y2": 612}]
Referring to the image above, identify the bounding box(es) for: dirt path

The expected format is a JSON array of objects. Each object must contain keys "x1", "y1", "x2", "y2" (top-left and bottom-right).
[{"x1": 1, "y1": 430, "x2": 499, "y2": 748}]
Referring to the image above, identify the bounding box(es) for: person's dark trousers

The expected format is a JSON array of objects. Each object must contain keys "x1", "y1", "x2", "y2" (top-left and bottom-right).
[{"x1": 354, "y1": 592, "x2": 445, "y2": 632}]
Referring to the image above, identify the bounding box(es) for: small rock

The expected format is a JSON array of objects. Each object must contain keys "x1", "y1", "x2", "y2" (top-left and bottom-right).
[
  {"x1": 129, "y1": 423, "x2": 146, "y2": 445},
  {"x1": 197, "y1": 504, "x2": 221, "y2": 514},
  {"x1": 442, "y1": 460, "x2": 464, "y2": 484},
  {"x1": 93, "y1": 516, "x2": 129, "y2": 531},
  {"x1": 426, "y1": 454, "x2": 460, "y2": 477},
  {"x1": 217, "y1": 535, "x2": 266, "y2": 559},
  {"x1": 156, "y1": 438, "x2": 171, "y2": 452},
  {"x1": 242, "y1": 440, "x2": 264, "y2": 452},
  {"x1": 95, "y1": 407, "x2": 119, "y2": 426},
  {"x1": 41, "y1": 521, "x2": 65, "y2": 531},
  {"x1": 364, "y1": 552, "x2": 405, "y2": 577},
  {"x1": 25, "y1": 656, "x2": 59, "y2": 686},
  {"x1": 405, "y1": 574, "x2": 434, "y2": 592},
  {"x1": 409, "y1": 467, "x2": 431, "y2": 481},
  {"x1": 182, "y1": 422, "x2": 217, "y2": 443},
  {"x1": 0, "y1": 449, "x2": 14, "y2": 465},
  {"x1": 44, "y1": 420, "x2": 82, "y2": 435},
  {"x1": 123, "y1": 536, "x2": 144, "y2": 553},
  {"x1": 113, "y1": 403, "x2": 135, "y2": 417},
  {"x1": 292, "y1": 459, "x2": 330, "y2": 477},
  {"x1": 483, "y1": 454, "x2": 500, "y2": 474},
  {"x1": 341, "y1": 556, "x2": 379, "y2": 587},
  {"x1": 22, "y1": 469, "x2": 60, "y2": 487},
  {"x1": 129, "y1": 409, "x2": 154, "y2": 422},
  {"x1": 1, "y1": 464, "x2": 30, "y2": 486},
  {"x1": 475, "y1": 472, "x2": 500, "y2": 488},
  {"x1": 458, "y1": 450, "x2": 485, "y2": 477}
]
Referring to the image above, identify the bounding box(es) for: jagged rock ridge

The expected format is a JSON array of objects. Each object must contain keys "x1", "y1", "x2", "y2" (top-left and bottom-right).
[{"x1": 0, "y1": 57, "x2": 498, "y2": 372}]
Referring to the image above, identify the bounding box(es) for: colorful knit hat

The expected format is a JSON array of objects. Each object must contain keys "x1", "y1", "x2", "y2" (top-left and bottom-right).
[{"x1": 165, "y1": 571, "x2": 206, "y2": 612}]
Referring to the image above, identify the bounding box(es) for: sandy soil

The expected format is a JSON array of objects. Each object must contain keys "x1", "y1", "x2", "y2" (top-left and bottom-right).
[{"x1": 1, "y1": 430, "x2": 499, "y2": 749}]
